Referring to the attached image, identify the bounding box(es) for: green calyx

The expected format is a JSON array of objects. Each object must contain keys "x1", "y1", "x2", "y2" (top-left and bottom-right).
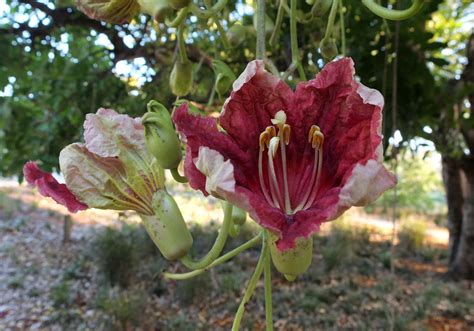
[
  {"x1": 232, "y1": 206, "x2": 247, "y2": 226},
  {"x1": 141, "y1": 190, "x2": 193, "y2": 260},
  {"x1": 142, "y1": 100, "x2": 182, "y2": 170},
  {"x1": 137, "y1": 0, "x2": 173, "y2": 22},
  {"x1": 212, "y1": 60, "x2": 236, "y2": 98},
  {"x1": 170, "y1": 60, "x2": 193, "y2": 96},
  {"x1": 320, "y1": 37, "x2": 338, "y2": 61},
  {"x1": 269, "y1": 234, "x2": 313, "y2": 281}
]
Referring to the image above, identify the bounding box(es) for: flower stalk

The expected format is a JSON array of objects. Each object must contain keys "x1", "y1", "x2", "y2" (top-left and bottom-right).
[
  {"x1": 263, "y1": 232, "x2": 274, "y2": 331},
  {"x1": 290, "y1": 0, "x2": 306, "y2": 80},
  {"x1": 256, "y1": 0, "x2": 266, "y2": 60},
  {"x1": 163, "y1": 233, "x2": 262, "y2": 280},
  {"x1": 179, "y1": 202, "x2": 233, "y2": 270}
]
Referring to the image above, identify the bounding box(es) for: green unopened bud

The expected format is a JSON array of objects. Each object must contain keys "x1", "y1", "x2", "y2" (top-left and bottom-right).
[
  {"x1": 252, "y1": 14, "x2": 275, "y2": 36},
  {"x1": 320, "y1": 37, "x2": 338, "y2": 61},
  {"x1": 141, "y1": 191, "x2": 193, "y2": 260},
  {"x1": 170, "y1": 60, "x2": 193, "y2": 96},
  {"x1": 212, "y1": 60, "x2": 236, "y2": 97},
  {"x1": 269, "y1": 234, "x2": 313, "y2": 281},
  {"x1": 76, "y1": 0, "x2": 140, "y2": 24},
  {"x1": 137, "y1": 0, "x2": 173, "y2": 22},
  {"x1": 167, "y1": 0, "x2": 190, "y2": 9},
  {"x1": 232, "y1": 206, "x2": 247, "y2": 226},
  {"x1": 226, "y1": 25, "x2": 252, "y2": 48},
  {"x1": 142, "y1": 100, "x2": 182, "y2": 169}
]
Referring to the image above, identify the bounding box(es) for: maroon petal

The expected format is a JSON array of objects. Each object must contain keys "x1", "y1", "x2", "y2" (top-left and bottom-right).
[
  {"x1": 23, "y1": 162, "x2": 88, "y2": 213},
  {"x1": 220, "y1": 60, "x2": 293, "y2": 156}
]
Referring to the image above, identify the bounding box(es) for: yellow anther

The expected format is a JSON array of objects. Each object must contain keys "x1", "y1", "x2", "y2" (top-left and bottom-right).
[
  {"x1": 269, "y1": 137, "x2": 280, "y2": 158},
  {"x1": 308, "y1": 125, "x2": 321, "y2": 143},
  {"x1": 271, "y1": 110, "x2": 287, "y2": 128},
  {"x1": 265, "y1": 126, "x2": 276, "y2": 138},
  {"x1": 282, "y1": 124, "x2": 291, "y2": 145},
  {"x1": 259, "y1": 132, "x2": 270, "y2": 151},
  {"x1": 311, "y1": 131, "x2": 324, "y2": 149}
]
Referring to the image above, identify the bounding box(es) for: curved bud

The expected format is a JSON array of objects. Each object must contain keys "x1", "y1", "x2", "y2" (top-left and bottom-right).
[
  {"x1": 269, "y1": 234, "x2": 313, "y2": 281},
  {"x1": 137, "y1": 0, "x2": 173, "y2": 22},
  {"x1": 76, "y1": 0, "x2": 140, "y2": 24},
  {"x1": 167, "y1": 0, "x2": 190, "y2": 9},
  {"x1": 170, "y1": 60, "x2": 193, "y2": 96},
  {"x1": 320, "y1": 37, "x2": 338, "y2": 61},
  {"x1": 141, "y1": 191, "x2": 193, "y2": 260},
  {"x1": 142, "y1": 101, "x2": 182, "y2": 169},
  {"x1": 212, "y1": 60, "x2": 236, "y2": 97}
]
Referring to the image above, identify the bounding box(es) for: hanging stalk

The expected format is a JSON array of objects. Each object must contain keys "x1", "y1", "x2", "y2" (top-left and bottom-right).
[
  {"x1": 256, "y1": 0, "x2": 266, "y2": 60},
  {"x1": 263, "y1": 233, "x2": 273, "y2": 331},
  {"x1": 290, "y1": 0, "x2": 306, "y2": 80},
  {"x1": 231, "y1": 234, "x2": 268, "y2": 331}
]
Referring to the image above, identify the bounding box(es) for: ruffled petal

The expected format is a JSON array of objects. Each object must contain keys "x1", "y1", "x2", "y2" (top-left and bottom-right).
[
  {"x1": 84, "y1": 108, "x2": 145, "y2": 158},
  {"x1": 23, "y1": 161, "x2": 88, "y2": 213}
]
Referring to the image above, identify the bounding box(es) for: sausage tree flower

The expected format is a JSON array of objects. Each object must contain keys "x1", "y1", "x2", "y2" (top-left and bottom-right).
[
  {"x1": 173, "y1": 58, "x2": 397, "y2": 251},
  {"x1": 23, "y1": 108, "x2": 192, "y2": 260}
]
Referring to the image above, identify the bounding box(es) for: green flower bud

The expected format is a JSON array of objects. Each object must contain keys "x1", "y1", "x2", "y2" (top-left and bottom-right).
[
  {"x1": 269, "y1": 234, "x2": 313, "y2": 281},
  {"x1": 232, "y1": 206, "x2": 247, "y2": 226},
  {"x1": 142, "y1": 100, "x2": 182, "y2": 169},
  {"x1": 228, "y1": 223, "x2": 241, "y2": 238},
  {"x1": 141, "y1": 191, "x2": 193, "y2": 260},
  {"x1": 212, "y1": 60, "x2": 236, "y2": 97},
  {"x1": 226, "y1": 25, "x2": 252, "y2": 48},
  {"x1": 167, "y1": 0, "x2": 191, "y2": 9},
  {"x1": 76, "y1": 0, "x2": 140, "y2": 24},
  {"x1": 170, "y1": 60, "x2": 193, "y2": 96},
  {"x1": 137, "y1": 0, "x2": 173, "y2": 22},
  {"x1": 320, "y1": 37, "x2": 338, "y2": 61}
]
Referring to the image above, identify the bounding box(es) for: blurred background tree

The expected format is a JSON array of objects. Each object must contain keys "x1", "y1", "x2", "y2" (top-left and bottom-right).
[{"x1": 1, "y1": 0, "x2": 474, "y2": 278}]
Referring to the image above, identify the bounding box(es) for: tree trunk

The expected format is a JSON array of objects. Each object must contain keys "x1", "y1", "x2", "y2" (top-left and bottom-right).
[
  {"x1": 451, "y1": 159, "x2": 474, "y2": 279},
  {"x1": 442, "y1": 156, "x2": 463, "y2": 267}
]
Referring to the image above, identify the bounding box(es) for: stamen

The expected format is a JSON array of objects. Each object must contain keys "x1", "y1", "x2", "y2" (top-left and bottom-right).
[
  {"x1": 295, "y1": 125, "x2": 324, "y2": 212},
  {"x1": 258, "y1": 146, "x2": 274, "y2": 207},
  {"x1": 267, "y1": 137, "x2": 283, "y2": 209},
  {"x1": 278, "y1": 125, "x2": 292, "y2": 214}
]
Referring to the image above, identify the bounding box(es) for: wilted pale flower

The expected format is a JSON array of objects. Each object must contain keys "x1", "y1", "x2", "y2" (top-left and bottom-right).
[
  {"x1": 24, "y1": 108, "x2": 192, "y2": 260},
  {"x1": 173, "y1": 58, "x2": 396, "y2": 252}
]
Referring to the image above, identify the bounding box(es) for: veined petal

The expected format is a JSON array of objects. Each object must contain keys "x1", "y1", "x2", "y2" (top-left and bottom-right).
[
  {"x1": 193, "y1": 147, "x2": 235, "y2": 196},
  {"x1": 23, "y1": 161, "x2": 88, "y2": 213},
  {"x1": 59, "y1": 143, "x2": 156, "y2": 215}
]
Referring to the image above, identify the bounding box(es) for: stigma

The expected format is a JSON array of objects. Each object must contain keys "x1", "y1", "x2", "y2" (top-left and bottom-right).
[{"x1": 258, "y1": 111, "x2": 324, "y2": 215}]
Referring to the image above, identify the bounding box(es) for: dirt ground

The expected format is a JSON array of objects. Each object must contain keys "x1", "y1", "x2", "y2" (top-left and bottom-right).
[{"x1": 1, "y1": 183, "x2": 473, "y2": 330}]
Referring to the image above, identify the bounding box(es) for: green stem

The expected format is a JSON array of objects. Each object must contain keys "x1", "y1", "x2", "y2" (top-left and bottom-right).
[
  {"x1": 163, "y1": 233, "x2": 262, "y2": 280},
  {"x1": 269, "y1": 0, "x2": 286, "y2": 46},
  {"x1": 324, "y1": 0, "x2": 339, "y2": 40},
  {"x1": 170, "y1": 168, "x2": 188, "y2": 183},
  {"x1": 165, "y1": 7, "x2": 188, "y2": 28},
  {"x1": 177, "y1": 22, "x2": 188, "y2": 63},
  {"x1": 361, "y1": 0, "x2": 424, "y2": 20},
  {"x1": 339, "y1": 0, "x2": 346, "y2": 56},
  {"x1": 232, "y1": 235, "x2": 267, "y2": 331},
  {"x1": 180, "y1": 202, "x2": 233, "y2": 270},
  {"x1": 256, "y1": 0, "x2": 266, "y2": 60},
  {"x1": 290, "y1": 0, "x2": 306, "y2": 80},
  {"x1": 263, "y1": 233, "x2": 273, "y2": 331},
  {"x1": 204, "y1": 0, "x2": 230, "y2": 49}
]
